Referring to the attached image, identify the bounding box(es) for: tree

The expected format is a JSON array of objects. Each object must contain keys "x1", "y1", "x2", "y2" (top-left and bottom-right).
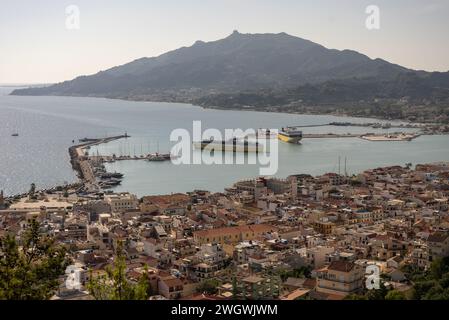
[
  {"x1": 29, "y1": 183, "x2": 36, "y2": 196},
  {"x1": 412, "y1": 280, "x2": 437, "y2": 300},
  {"x1": 28, "y1": 183, "x2": 37, "y2": 200},
  {"x1": 134, "y1": 266, "x2": 153, "y2": 299},
  {"x1": 365, "y1": 281, "x2": 389, "y2": 300},
  {"x1": 0, "y1": 219, "x2": 69, "y2": 300},
  {"x1": 430, "y1": 257, "x2": 449, "y2": 280},
  {"x1": 232, "y1": 276, "x2": 239, "y2": 298},
  {"x1": 409, "y1": 257, "x2": 449, "y2": 300},
  {"x1": 421, "y1": 284, "x2": 449, "y2": 300},
  {"x1": 385, "y1": 290, "x2": 406, "y2": 300},
  {"x1": 277, "y1": 266, "x2": 311, "y2": 281},
  {"x1": 197, "y1": 279, "x2": 220, "y2": 295},
  {"x1": 87, "y1": 242, "x2": 149, "y2": 300}
]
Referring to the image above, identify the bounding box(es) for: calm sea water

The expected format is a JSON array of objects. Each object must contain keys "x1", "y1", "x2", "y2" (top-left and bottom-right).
[{"x1": 1, "y1": 86, "x2": 449, "y2": 197}]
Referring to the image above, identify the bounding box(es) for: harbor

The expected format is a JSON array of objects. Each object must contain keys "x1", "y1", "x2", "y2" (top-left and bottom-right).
[
  {"x1": 68, "y1": 133, "x2": 182, "y2": 193},
  {"x1": 71, "y1": 128, "x2": 421, "y2": 191},
  {"x1": 3, "y1": 93, "x2": 449, "y2": 198},
  {"x1": 69, "y1": 134, "x2": 127, "y2": 192}
]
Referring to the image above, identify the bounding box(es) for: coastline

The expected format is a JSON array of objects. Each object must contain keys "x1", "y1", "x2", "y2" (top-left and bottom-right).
[
  {"x1": 2, "y1": 93, "x2": 448, "y2": 199},
  {"x1": 8, "y1": 91, "x2": 442, "y2": 126}
]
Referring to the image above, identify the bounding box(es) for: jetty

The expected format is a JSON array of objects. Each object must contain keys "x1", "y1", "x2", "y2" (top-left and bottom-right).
[
  {"x1": 69, "y1": 133, "x2": 178, "y2": 192},
  {"x1": 90, "y1": 153, "x2": 177, "y2": 163},
  {"x1": 69, "y1": 134, "x2": 130, "y2": 191},
  {"x1": 247, "y1": 132, "x2": 416, "y2": 140},
  {"x1": 303, "y1": 133, "x2": 360, "y2": 139},
  {"x1": 360, "y1": 133, "x2": 420, "y2": 142},
  {"x1": 286, "y1": 121, "x2": 425, "y2": 129}
]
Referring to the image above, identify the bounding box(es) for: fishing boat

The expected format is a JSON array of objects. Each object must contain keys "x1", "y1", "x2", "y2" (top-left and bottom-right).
[{"x1": 147, "y1": 153, "x2": 171, "y2": 161}]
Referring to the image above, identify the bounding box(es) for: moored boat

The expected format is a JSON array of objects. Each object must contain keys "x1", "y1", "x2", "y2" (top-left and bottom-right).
[
  {"x1": 147, "y1": 153, "x2": 172, "y2": 161},
  {"x1": 278, "y1": 127, "x2": 303, "y2": 144}
]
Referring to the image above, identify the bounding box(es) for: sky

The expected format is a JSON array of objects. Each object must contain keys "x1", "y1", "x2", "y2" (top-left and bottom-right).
[{"x1": 1, "y1": 0, "x2": 448, "y2": 84}]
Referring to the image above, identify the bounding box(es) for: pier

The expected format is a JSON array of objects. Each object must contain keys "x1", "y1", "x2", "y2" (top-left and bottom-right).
[
  {"x1": 69, "y1": 133, "x2": 177, "y2": 192},
  {"x1": 284, "y1": 121, "x2": 425, "y2": 129},
  {"x1": 303, "y1": 133, "x2": 360, "y2": 138},
  {"x1": 248, "y1": 132, "x2": 419, "y2": 140},
  {"x1": 69, "y1": 134, "x2": 131, "y2": 192},
  {"x1": 89, "y1": 153, "x2": 176, "y2": 163},
  {"x1": 360, "y1": 133, "x2": 420, "y2": 142}
]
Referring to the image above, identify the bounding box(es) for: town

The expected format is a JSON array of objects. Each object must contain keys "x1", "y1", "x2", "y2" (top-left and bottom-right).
[{"x1": 1, "y1": 162, "x2": 449, "y2": 300}]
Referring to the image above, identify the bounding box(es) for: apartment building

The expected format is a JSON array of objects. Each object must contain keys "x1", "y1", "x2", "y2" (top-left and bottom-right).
[
  {"x1": 316, "y1": 261, "x2": 364, "y2": 297},
  {"x1": 105, "y1": 192, "x2": 138, "y2": 213},
  {"x1": 193, "y1": 224, "x2": 277, "y2": 245}
]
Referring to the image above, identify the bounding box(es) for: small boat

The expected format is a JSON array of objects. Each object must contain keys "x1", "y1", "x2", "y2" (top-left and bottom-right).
[
  {"x1": 106, "y1": 178, "x2": 122, "y2": 186},
  {"x1": 11, "y1": 133, "x2": 19, "y2": 137},
  {"x1": 100, "y1": 172, "x2": 124, "y2": 179},
  {"x1": 148, "y1": 153, "x2": 171, "y2": 161}
]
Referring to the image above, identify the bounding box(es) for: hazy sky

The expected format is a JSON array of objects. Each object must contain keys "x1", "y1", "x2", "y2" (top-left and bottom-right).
[{"x1": 1, "y1": 0, "x2": 448, "y2": 84}]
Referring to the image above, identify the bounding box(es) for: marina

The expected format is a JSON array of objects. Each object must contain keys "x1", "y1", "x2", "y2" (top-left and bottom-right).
[{"x1": 69, "y1": 133, "x2": 181, "y2": 192}]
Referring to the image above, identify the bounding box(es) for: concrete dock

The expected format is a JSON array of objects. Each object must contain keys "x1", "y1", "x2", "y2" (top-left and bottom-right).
[{"x1": 69, "y1": 134, "x2": 130, "y2": 191}]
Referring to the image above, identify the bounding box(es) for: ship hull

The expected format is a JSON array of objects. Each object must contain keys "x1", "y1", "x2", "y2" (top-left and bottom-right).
[{"x1": 278, "y1": 133, "x2": 302, "y2": 144}]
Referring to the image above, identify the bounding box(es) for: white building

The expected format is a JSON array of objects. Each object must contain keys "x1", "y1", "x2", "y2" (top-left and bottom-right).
[{"x1": 105, "y1": 193, "x2": 138, "y2": 213}]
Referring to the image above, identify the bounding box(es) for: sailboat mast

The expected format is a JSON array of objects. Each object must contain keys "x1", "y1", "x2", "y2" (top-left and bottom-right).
[
  {"x1": 344, "y1": 157, "x2": 347, "y2": 177},
  {"x1": 338, "y1": 156, "x2": 341, "y2": 175}
]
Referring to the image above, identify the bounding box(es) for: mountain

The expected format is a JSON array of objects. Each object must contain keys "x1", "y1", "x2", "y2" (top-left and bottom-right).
[{"x1": 12, "y1": 30, "x2": 410, "y2": 98}]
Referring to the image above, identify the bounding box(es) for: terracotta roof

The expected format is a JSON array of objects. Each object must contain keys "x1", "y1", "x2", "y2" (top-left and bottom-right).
[
  {"x1": 280, "y1": 288, "x2": 310, "y2": 300},
  {"x1": 284, "y1": 277, "x2": 305, "y2": 288},
  {"x1": 142, "y1": 194, "x2": 190, "y2": 209},
  {"x1": 428, "y1": 231, "x2": 449, "y2": 243},
  {"x1": 193, "y1": 224, "x2": 276, "y2": 238},
  {"x1": 328, "y1": 260, "x2": 355, "y2": 273},
  {"x1": 303, "y1": 278, "x2": 317, "y2": 289},
  {"x1": 160, "y1": 276, "x2": 183, "y2": 288}
]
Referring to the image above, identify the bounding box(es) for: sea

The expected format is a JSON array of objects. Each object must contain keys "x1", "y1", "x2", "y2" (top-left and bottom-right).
[{"x1": 1, "y1": 86, "x2": 449, "y2": 197}]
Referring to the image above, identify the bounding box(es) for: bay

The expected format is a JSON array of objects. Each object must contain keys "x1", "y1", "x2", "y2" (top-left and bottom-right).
[{"x1": 1, "y1": 86, "x2": 448, "y2": 197}]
